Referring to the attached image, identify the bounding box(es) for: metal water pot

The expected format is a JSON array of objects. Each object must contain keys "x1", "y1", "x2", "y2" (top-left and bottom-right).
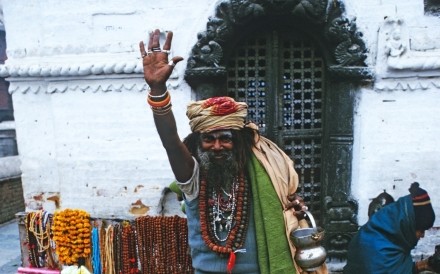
[{"x1": 290, "y1": 211, "x2": 327, "y2": 271}]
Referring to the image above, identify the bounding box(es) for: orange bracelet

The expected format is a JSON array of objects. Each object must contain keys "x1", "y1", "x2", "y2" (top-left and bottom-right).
[{"x1": 147, "y1": 93, "x2": 171, "y2": 108}]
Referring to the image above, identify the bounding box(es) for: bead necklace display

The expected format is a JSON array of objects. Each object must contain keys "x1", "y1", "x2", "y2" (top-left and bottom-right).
[
  {"x1": 25, "y1": 210, "x2": 59, "y2": 269},
  {"x1": 103, "y1": 224, "x2": 115, "y2": 274},
  {"x1": 135, "y1": 216, "x2": 194, "y2": 274},
  {"x1": 52, "y1": 209, "x2": 92, "y2": 265},
  {"x1": 91, "y1": 225, "x2": 102, "y2": 274},
  {"x1": 28, "y1": 210, "x2": 51, "y2": 252},
  {"x1": 120, "y1": 222, "x2": 139, "y2": 274},
  {"x1": 22, "y1": 211, "x2": 193, "y2": 273},
  {"x1": 199, "y1": 171, "x2": 251, "y2": 255},
  {"x1": 113, "y1": 223, "x2": 122, "y2": 274}
]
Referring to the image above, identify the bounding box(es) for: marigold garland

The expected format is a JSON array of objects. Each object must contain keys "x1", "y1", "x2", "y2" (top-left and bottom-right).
[{"x1": 52, "y1": 209, "x2": 92, "y2": 265}]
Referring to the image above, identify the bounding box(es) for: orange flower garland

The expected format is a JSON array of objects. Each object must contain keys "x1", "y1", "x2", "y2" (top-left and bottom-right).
[{"x1": 52, "y1": 209, "x2": 92, "y2": 265}]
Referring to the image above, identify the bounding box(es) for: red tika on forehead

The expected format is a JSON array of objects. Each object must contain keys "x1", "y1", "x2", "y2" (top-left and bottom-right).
[{"x1": 202, "y1": 97, "x2": 239, "y2": 116}]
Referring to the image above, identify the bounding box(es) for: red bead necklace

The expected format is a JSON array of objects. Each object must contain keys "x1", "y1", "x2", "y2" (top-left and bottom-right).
[{"x1": 199, "y1": 171, "x2": 250, "y2": 256}]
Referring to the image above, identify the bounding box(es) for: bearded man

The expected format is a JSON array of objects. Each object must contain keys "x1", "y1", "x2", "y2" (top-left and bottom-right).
[{"x1": 140, "y1": 29, "x2": 328, "y2": 274}]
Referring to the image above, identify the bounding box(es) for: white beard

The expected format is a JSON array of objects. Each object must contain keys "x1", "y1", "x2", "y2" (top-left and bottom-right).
[{"x1": 197, "y1": 147, "x2": 239, "y2": 190}]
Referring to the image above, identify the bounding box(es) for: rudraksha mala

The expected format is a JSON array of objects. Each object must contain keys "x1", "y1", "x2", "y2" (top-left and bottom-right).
[
  {"x1": 135, "y1": 216, "x2": 194, "y2": 274},
  {"x1": 199, "y1": 171, "x2": 251, "y2": 256},
  {"x1": 113, "y1": 223, "x2": 122, "y2": 274},
  {"x1": 121, "y1": 221, "x2": 139, "y2": 273}
]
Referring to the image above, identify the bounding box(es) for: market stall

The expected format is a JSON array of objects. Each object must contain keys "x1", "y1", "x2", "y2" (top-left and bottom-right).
[{"x1": 17, "y1": 210, "x2": 193, "y2": 274}]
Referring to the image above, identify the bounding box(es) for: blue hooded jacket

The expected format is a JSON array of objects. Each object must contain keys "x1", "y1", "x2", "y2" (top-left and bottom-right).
[{"x1": 343, "y1": 195, "x2": 417, "y2": 274}]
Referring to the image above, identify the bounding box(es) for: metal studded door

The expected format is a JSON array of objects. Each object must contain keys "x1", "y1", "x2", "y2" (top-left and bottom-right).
[{"x1": 227, "y1": 31, "x2": 324, "y2": 222}]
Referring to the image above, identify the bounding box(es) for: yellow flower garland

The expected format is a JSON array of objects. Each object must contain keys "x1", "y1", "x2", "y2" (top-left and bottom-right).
[{"x1": 52, "y1": 209, "x2": 92, "y2": 265}]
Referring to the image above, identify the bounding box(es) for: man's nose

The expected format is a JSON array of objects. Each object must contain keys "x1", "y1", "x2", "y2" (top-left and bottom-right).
[{"x1": 212, "y1": 139, "x2": 223, "y2": 150}]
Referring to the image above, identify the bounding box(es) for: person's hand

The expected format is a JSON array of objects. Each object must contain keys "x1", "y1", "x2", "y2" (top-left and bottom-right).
[
  {"x1": 286, "y1": 193, "x2": 308, "y2": 221},
  {"x1": 139, "y1": 29, "x2": 183, "y2": 92},
  {"x1": 415, "y1": 258, "x2": 435, "y2": 273}
]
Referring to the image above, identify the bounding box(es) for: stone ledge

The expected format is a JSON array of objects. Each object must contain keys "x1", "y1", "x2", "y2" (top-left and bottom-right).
[{"x1": 0, "y1": 156, "x2": 21, "y2": 180}]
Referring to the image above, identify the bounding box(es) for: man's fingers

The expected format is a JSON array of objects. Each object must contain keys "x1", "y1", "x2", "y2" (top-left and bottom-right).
[
  {"x1": 293, "y1": 211, "x2": 307, "y2": 220},
  {"x1": 168, "y1": 56, "x2": 184, "y2": 67},
  {"x1": 151, "y1": 29, "x2": 161, "y2": 49},
  {"x1": 139, "y1": 41, "x2": 147, "y2": 57},
  {"x1": 148, "y1": 31, "x2": 154, "y2": 50},
  {"x1": 163, "y1": 31, "x2": 173, "y2": 51},
  {"x1": 172, "y1": 56, "x2": 184, "y2": 64}
]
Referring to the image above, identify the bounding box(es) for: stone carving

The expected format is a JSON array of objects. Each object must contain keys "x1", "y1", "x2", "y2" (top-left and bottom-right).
[
  {"x1": 382, "y1": 17, "x2": 440, "y2": 71},
  {"x1": 187, "y1": 41, "x2": 223, "y2": 68},
  {"x1": 6, "y1": 42, "x2": 138, "y2": 59},
  {"x1": 0, "y1": 59, "x2": 143, "y2": 78},
  {"x1": 326, "y1": 16, "x2": 367, "y2": 66},
  {"x1": 374, "y1": 17, "x2": 440, "y2": 91},
  {"x1": 289, "y1": 0, "x2": 327, "y2": 22},
  {"x1": 383, "y1": 18, "x2": 406, "y2": 58},
  {"x1": 375, "y1": 79, "x2": 440, "y2": 92},
  {"x1": 185, "y1": 0, "x2": 370, "y2": 85},
  {"x1": 8, "y1": 81, "x2": 149, "y2": 94},
  {"x1": 323, "y1": 192, "x2": 358, "y2": 258}
]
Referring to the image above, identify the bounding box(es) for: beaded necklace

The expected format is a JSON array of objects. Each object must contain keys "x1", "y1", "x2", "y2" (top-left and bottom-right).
[
  {"x1": 104, "y1": 224, "x2": 115, "y2": 274},
  {"x1": 199, "y1": 171, "x2": 250, "y2": 256},
  {"x1": 25, "y1": 212, "x2": 40, "y2": 267},
  {"x1": 210, "y1": 181, "x2": 238, "y2": 242},
  {"x1": 135, "y1": 216, "x2": 194, "y2": 273},
  {"x1": 91, "y1": 226, "x2": 102, "y2": 274},
  {"x1": 121, "y1": 221, "x2": 139, "y2": 274},
  {"x1": 28, "y1": 210, "x2": 51, "y2": 252}
]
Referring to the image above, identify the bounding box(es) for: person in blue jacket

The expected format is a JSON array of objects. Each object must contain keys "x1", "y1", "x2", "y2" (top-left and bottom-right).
[{"x1": 344, "y1": 182, "x2": 436, "y2": 273}]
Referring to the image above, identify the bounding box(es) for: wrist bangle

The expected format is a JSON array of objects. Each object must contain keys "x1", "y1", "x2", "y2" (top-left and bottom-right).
[
  {"x1": 151, "y1": 103, "x2": 172, "y2": 115},
  {"x1": 147, "y1": 92, "x2": 171, "y2": 108},
  {"x1": 148, "y1": 90, "x2": 169, "y2": 100}
]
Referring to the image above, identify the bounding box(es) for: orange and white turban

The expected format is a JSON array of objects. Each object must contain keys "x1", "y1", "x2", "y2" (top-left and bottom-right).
[{"x1": 186, "y1": 97, "x2": 248, "y2": 133}]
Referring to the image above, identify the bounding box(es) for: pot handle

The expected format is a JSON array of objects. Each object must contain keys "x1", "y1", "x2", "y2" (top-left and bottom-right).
[{"x1": 303, "y1": 210, "x2": 317, "y2": 228}]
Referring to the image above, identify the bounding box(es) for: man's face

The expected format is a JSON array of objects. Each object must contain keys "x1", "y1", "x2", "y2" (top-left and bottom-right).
[
  {"x1": 198, "y1": 130, "x2": 238, "y2": 186},
  {"x1": 200, "y1": 130, "x2": 234, "y2": 163}
]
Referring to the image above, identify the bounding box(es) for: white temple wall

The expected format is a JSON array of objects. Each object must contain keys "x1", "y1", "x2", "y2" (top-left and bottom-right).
[
  {"x1": 1, "y1": 0, "x2": 440, "y2": 232},
  {"x1": 352, "y1": 88, "x2": 440, "y2": 226}
]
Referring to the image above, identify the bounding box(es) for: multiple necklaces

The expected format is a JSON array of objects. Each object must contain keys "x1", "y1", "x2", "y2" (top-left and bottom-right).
[
  {"x1": 199, "y1": 171, "x2": 251, "y2": 256},
  {"x1": 25, "y1": 210, "x2": 58, "y2": 269},
  {"x1": 210, "y1": 185, "x2": 237, "y2": 242}
]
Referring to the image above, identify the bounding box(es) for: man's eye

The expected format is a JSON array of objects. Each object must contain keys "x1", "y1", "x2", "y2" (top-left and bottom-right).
[
  {"x1": 219, "y1": 136, "x2": 232, "y2": 143},
  {"x1": 202, "y1": 136, "x2": 215, "y2": 142}
]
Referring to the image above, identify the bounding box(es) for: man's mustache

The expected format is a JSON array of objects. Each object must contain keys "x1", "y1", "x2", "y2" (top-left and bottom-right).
[{"x1": 207, "y1": 151, "x2": 230, "y2": 159}]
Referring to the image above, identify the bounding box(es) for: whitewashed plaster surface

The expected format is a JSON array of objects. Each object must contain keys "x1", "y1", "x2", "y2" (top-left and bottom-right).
[{"x1": 1, "y1": 0, "x2": 440, "y2": 233}]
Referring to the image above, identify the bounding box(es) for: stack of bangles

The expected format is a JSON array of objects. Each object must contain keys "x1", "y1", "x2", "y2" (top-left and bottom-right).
[{"x1": 147, "y1": 90, "x2": 172, "y2": 115}]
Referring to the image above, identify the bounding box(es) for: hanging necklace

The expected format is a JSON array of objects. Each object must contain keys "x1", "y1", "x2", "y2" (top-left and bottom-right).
[
  {"x1": 199, "y1": 170, "x2": 251, "y2": 256},
  {"x1": 210, "y1": 179, "x2": 238, "y2": 241}
]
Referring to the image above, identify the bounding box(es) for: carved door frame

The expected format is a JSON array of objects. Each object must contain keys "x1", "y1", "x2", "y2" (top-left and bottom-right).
[{"x1": 184, "y1": 0, "x2": 372, "y2": 259}]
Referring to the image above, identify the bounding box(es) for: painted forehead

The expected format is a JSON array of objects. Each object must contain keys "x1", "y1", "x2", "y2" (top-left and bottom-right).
[{"x1": 201, "y1": 129, "x2": 233, "y2": 138}]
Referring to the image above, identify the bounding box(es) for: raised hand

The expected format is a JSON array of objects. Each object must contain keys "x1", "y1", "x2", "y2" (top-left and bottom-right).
[{"x1": 139, "y1": 29, "x2": 183, "y2": 92}]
